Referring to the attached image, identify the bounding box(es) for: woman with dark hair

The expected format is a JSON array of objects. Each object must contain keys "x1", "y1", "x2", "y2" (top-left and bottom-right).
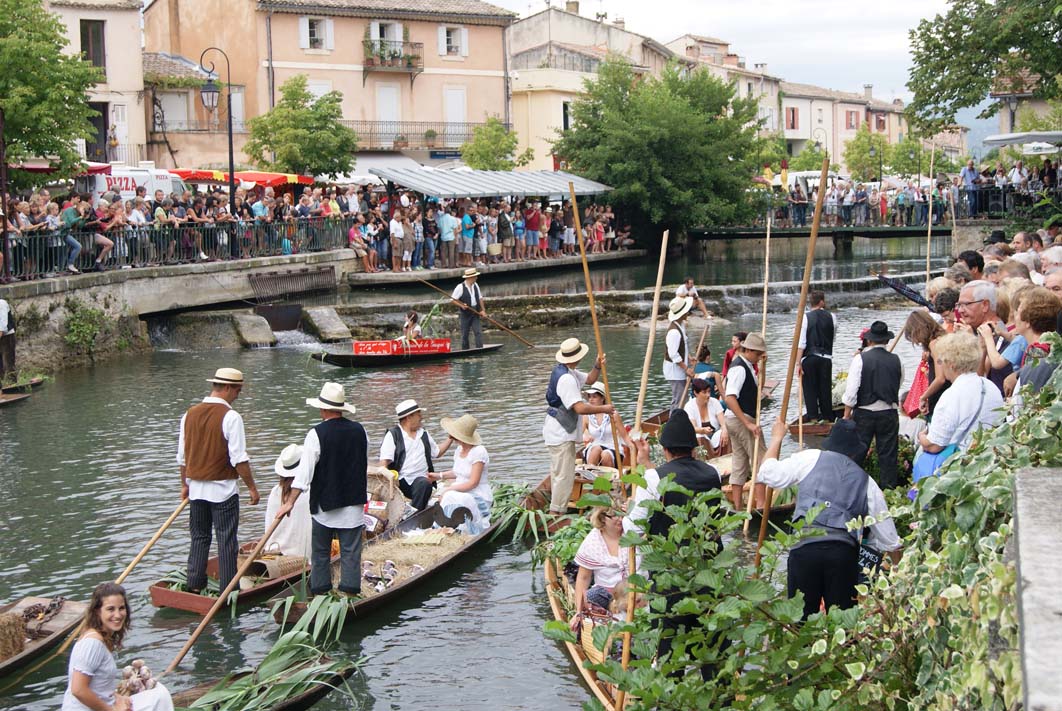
[
  {"x1": 62, "y1": 582, "x2": 172, "y2": 711},
  {"x1": 903, "y1": 310, "x2": 949, "y2": 417},
  {"x1": 683, "y1": 377, "x2": 727, "y2": 455}
]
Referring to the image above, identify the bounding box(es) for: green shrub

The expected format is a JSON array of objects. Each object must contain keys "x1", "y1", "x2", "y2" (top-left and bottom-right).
[{"x1": 63, "y1": 297, "x2": 110, "y2": 354}]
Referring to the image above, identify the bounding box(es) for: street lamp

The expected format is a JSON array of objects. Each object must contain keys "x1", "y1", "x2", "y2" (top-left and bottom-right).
[
  {"x1": 199, "y1": 47, "x2": 237, "y2": 258},
  {"x1": 1005, "y1": 95, "x2": 1019, "y2": 132},
  {"x1": 908, "y1": 147, "x2": 922, "y2": 180},
  {"x1": 869, "y1": 145, "x2": 883, "y2": 184}
]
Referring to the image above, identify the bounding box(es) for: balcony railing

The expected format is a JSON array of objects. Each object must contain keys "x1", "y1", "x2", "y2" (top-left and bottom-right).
[
  {"x1": 339, "y1": 120, "x2": 508, "y2": 150},
  {"x1": 362, "y1": 40, "x2": 424, "y2": 85},
  {"x1": 78, "y1": 142, "x2": 145, "y2": 165},
  {"x1": 151, "y1": 118, "x2": 248, "y2": 133}
]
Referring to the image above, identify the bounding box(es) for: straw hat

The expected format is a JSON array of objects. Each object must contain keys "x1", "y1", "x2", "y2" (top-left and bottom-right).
[
  {"x1": 273, "y1": 444, "x2": 303, "y2": 477},
  {"x1": 667, "y1": 296, "x2": 694, "y2": 322},
  {"x1": 441, "y1": 414, "x2": 482, "y2": 445},
  {"x1": 462, "y1": 268, "x2": 480, "y2": 279},
  {"x1": 207, "y1": 367, "x2": 244, "y2": 385},
  {"x1": 584, "y1": 381, "x2": 606, "y2": 397},
  {"x1": 555, "y1": 337, "x2": 590, "y2": 364},
  {"x1": 306, "y1": 382, "x2": 357, "y2": 414},
  {"x1": 395, "y1": 399, "x2": 425, "y2": 419},
  {"x1": 741, "y1": 332, "x2": 767, "y2": 352}
]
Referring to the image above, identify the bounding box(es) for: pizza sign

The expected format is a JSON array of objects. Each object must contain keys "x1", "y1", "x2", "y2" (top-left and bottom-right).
[{"x1": 104, "y1": 175, "x2": 142, "y2": 192}]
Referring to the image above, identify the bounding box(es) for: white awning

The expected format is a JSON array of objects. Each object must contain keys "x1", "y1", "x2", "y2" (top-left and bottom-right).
[
  {"x1": 983, "y1": 131, "x2": 1062, "y2": 147},
  {"x1": 366, "y1": 167, "x2": 612, "y2": 199}
]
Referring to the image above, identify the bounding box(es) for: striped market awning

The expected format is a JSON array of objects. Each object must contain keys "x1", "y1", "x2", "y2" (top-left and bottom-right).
[{"x1": 367, "y1": 167, "x2": 612, "y2": 199}]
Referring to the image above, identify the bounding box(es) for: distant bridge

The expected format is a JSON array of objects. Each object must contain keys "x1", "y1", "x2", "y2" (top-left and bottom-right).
[{"x1": 692, "y1": 225, "x2": 952, "y2": 240}]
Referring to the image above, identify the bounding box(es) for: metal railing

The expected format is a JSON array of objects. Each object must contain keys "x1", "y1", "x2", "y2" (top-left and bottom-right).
[
  {"x1": 958, "y1": 185, "x2": 1060, "y2": 219},
  {"x1": 151, "y1": 118, "x2": 248, "y2": 133},
  {"x1": 362, "y1": 40, "x2": 424, "y2": 70},
  {"x1": 339, "y1": 120, "x2": 507, "y2": 149},
  {"x1": 1, "y1": 217, "x2": 354, "y2": 281},
  {"x1": 78, "y1": 143, "x2": 146, "y2": 164}
]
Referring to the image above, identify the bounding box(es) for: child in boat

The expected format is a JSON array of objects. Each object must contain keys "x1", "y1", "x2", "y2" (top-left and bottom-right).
[
  {"x1": 263, "y1": 444, "x2": 312, "y2": 559},
  {"x1": 401, "y1": 311, "x2": 422, "y2": 341},
  {"x1": 434, "y1": 414, "x2": 492, "y2": 535}
]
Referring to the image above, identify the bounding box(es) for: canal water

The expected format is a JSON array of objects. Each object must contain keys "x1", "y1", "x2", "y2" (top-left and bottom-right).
[{"x1": 0, "y1": 236, "x2": 942, "y2": 709}]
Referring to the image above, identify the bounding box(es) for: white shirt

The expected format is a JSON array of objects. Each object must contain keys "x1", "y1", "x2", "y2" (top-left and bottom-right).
[
  {"x1": 842, "y1": 346, "x2": 904, "y2": 411},
  {"x1": 0, "y1": 299, "x2": 13, "y2": 335},
  {"x1": 584, "y1": 413, "x2": 615, "y2": 449},
  {"x1": 623, "y1": 468, "x2": 661, "y2": 535},
  {"x1": 389, "y1": 218, "x2": 404, "y2": 240},
  {"x1": 1007, "y1": 166, "x2": 1027, "y2": 185},
  {"x1": 176, "y1": 396, "x2": 248, "y2": 503},
  {"x1": 925, "y1": 372, "x2": 1004, "y2": 451},
  {"x1": 723, "y1": 355, "x2": 754, "y2": 419},
  {"x1": 758, "y1": 449, "x2": 901, "y2": 552},
  {"x1": 663, "y1": 323, "x2": 689, "y2": 381},
  {"x1": 451, "y1": 281, "x2": 481, "y2": 307},
  {"x1": 798, "y1": 309, "x2": 838, "y2": 359},
  {"x1": 450, "y1": 444, "x2": 492, "y2": 504},
  {"x1": 379, "y1": 426, "x2": 440, "y2": 485},
  {"x1": 542, "y1": 368, "x2": 587, "y2": 445},
  {"x1": 675, "y1": 284, "x2": 699, "y2": 299},
  {"x1": 684, "y1": 397, "x2": 724, "y2": 448},
  {"x1": 293, "y1": 425, "x2": 367, "y2": 529},
  {"x1": 264, "y1": 483, "x2": 312, "y2": 558}
]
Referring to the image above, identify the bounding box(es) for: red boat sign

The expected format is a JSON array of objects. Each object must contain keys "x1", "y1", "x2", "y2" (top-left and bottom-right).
[{"x1": 352, "y1": 339, "x2": 452, "y2": 356}]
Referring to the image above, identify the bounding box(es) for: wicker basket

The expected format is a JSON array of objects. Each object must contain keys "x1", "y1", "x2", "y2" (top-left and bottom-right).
[
  {"x1": 238, "y1": 552, "x2": 308, "y2": 579},
  {"x1": 580, "y1": 618, "x2": 613, "y2": 666}
]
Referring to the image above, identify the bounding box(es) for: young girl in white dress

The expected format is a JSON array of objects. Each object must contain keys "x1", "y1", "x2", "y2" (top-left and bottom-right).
[
  {"x1": 580, "y1": 381, "x2": 617, "y2": 467},
  {"x1": 434, "y1": 414, "x2": 493, "y2": 534}
]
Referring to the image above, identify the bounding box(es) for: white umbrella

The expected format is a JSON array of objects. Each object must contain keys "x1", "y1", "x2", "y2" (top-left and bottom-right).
[{"x1": 1023, "y1": 142, "x2": 1061, "y2": 156}]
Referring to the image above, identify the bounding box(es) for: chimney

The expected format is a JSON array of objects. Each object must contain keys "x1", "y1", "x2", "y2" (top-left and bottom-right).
[
  {"x1": 864, "y1": 84, "x2": 873, "y2": 100},
  {"x1": 565, "y1": 0, "x2": 579, "y2": 13},
  {"x1": 754, "y1": 62, "x2": 767, "y2": 73},
  {"x1": 613, "y1": 17, "x2": 625, "y2": 29},
  {"x1": 723, "y1": 53, "x2": 739, "y2": 66}
]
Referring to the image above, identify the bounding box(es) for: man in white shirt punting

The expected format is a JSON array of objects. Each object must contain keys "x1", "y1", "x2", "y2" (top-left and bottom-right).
[
  {"x1": 379, "y1": 398, "x2": 440, "y2": 511},
  {"x1": 450, "y1": 268, "x2": 486, "y2": 350},
  {"x1": 842, "y1": 321, "x2": 903, "y2": 489},
  {"x1": 662, "y1": 296, "x2": 695, "y2": 410}
]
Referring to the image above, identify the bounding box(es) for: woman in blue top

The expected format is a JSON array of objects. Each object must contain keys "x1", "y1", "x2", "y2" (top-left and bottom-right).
[
  {"x1": 513, "y1": 214, "x2": 526, "y2": 261},
  {"x1": 460, "y1": 207, "x2": 475, "y2": 267}
]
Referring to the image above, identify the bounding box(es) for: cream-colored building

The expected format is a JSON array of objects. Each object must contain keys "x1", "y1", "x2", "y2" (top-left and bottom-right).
[
  {"x1": 45, "y1": 0, "x2": 148, "y2": 166},
  {"x1": 665, "y1": 34, "x2": 781, "y2": 133},
  {"x1": 143, "y1": 0, "x2": 515, "y2": 168},
  {"x1": 508, "y1": 1, "x2": 692, "y2": 170}
]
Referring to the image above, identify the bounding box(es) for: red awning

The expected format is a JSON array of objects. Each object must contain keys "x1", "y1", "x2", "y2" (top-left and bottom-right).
[
  {"x1": 8, "y1": 160, "x2": 112, "y2": 175},
  {"x1": 233, "y1": 171, "x2": 313, "y2": 188},
  {"x1": 171, "y1": 168, "x2": 227, "y2": 183}
]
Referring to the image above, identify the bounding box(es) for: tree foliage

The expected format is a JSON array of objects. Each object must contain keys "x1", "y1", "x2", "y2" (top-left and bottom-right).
[
  {"x1": 553, "y1": 56, "x2": 765, "y2": 236},
  {"x1": 245, "y1": 75, "x2": 358, "y2": 178},
  {"x1": 0, "y1": 0, "x2": 104, "y2": 189},
  {"x1": 887, "y1": 135, "x2": 926, "y2": 178},
  {"x1": 842, "y1": 125, "x2": 890, "y2": 182},
  {"x1": 751, "y1": 132, "x2": 788, "y2": 174},
  {"x1": 459, "y1": 116, "x2": 534, "y2": 170},
  {"x1": 906, "y1": 0, "x2": 1062, "y2": 132},
  {"x1": 789, "y1": 144, "x2": 837, "y2": 173},
  {"x1": 546, "y1": 334, "x2": 1062, "y2": 709}
]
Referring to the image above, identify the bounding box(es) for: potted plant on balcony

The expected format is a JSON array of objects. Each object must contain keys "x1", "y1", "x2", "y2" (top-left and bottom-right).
[
  {"x1": 390, "y1": 48, "x2": 402, "y2": 66},
  {"x1": 393, "y1": 134, "x2": 408, "y2": 149},
  {"x1": 424, "y1": 128, "x2": 437, "y2": 148},
  {"x1": 363, "y1": 28, "x2": 375, "y2": 66}
]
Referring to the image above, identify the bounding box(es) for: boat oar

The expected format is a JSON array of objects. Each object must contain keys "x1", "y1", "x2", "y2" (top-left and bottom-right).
[
  {"x1": 742, "y1": 217, "x2": 772, "y2": 536},
  {"x1": 754, "y1": 157, "x2": 830, "y2": 569},
  {"x1": 164, "y1": 516, "x2": 284, "y2": 674},
  {"x1": 924, "y1": 142, "x2": 937, "y2": 291},
  {"x1": 414, "y1": 277, "x2": 535, "y2": 348},
  {"x1": 678, "y1": 320, "x2": 711, "y2": 405},
  {"x1": 617, "y1": 228, "x2": 669, "y2": 711},
  {"x1": 798, "y1": 379, "x2": 805, "y2": 449}
]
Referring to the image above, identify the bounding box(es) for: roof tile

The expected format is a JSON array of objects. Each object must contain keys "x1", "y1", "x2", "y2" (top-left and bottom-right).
[{"x1": 256, "y1": 0, "x2": 515, "y2": 24}]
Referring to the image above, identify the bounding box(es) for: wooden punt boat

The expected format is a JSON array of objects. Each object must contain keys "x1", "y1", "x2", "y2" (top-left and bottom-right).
[
  {"x1": 0, "y1": 393, "x2": 31, "y2": 407},
  {"x1": 640, "y1": 380, "x2": 780, "y2": 438},
  {"x1": 170, "y1": 657, "x2": 355, "y2": 711},
  {"x1": 1, "y1": 377, "x2": 44, "y2": 394},
  {"x1": 0, "y1": 596, "x2": 87, "y2": 677},
  {"x1": 272, "y1": 475, "x2": 552, "y2": 625},
  {"x1": 787, "y1": 418, "x2": 834, "y2": 437},
  {"x1": 148, "y1": 542, "x2": 319, "y2": 615},
  {"x1": 312, "y1": 343, "x2": 503, "y2": 368},
  {"x1": 544, "y1": 557, "x2": 619, "y2": 711}
]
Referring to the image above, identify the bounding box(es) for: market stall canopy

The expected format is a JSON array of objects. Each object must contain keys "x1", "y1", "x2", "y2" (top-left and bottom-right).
[
  {"x1": 171, "y1": 168, "x2": 227, "y2": 183},
  {"x1": 1023, "y1": 141, "x2": 1060, "y2": 156},
  {"x1": 367, "y1": 167, "x2": 612, "y2": 199},
  {"x1": 168, "y1": 169, "x2": 312, "y2": 189},
  {"x1": 983, "y1": 131, "x2": 1062, "y2": 147},
  {"x1": 7, "y1": 160, "x2": 111, "y2": 175}
]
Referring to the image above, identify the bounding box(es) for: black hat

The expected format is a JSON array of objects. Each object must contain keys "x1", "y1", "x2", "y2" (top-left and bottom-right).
[
  {"x1": 660, "y1": 408, "x2": 699, "y2": 450},
  {"x1": 864, "y1": 320, "x2": 893, "y2": 343},
  {"x1": 822, "y1": 418, "x2": 867, "y2": 462},
  {"x1": 984, "y1": 230, "x2": 1008, "y2": 245}
]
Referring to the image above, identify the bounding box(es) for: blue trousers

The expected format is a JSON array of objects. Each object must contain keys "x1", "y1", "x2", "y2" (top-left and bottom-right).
[{"x1": 310, "y1": 519, "x2": 364, "y2": 595}]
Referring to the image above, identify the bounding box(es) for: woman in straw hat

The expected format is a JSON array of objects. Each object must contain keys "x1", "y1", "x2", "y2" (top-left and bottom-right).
[
  {"x1": 263, "y1": 444, "x2": 312, "y2": 559},
  {"x1": 580, "y1": 381, "x2": 618, "y2": 467},
  {"x1": 435, "y1": 414, "x2": 493, "y2": 534}
]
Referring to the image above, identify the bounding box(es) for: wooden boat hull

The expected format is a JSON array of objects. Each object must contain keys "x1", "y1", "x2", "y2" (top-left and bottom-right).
[
  {"x1": 170, "y1": 658, "x2": 355, "y2": 711},
  {"x1": 0, "y1": 393, "x2": 31, "y2": 407},
  {"x1": 312, "y1": 343, "x2": 503, "y2": 367},
  {"x1": 544, "y1": 558, "x2": 618, "y2": 711},
  {"x1": 1, "y1": 377, "x2": 44, "y2": 394},
  {"x1": 787, "y1": 418, "x2": 835, "y2": 437},
  {"x1": 0, "y1": 597, "x2": 87, "y2": 677},
  {"x1": 272, "y1": 475, "x2": 552, "y2": 625}
]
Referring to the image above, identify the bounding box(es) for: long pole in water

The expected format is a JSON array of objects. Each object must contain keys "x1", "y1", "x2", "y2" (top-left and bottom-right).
[
  {"x1": 742, "y1": 217, "x2": 772, "y2": 535},
  {"x1": 924, "y1": 142, "x2": 936, "y2": 290},
  {"x1": 2, "y1": 499, "x2": 192, "y2": 692},
  {"x1": 568, "y1": 183, "x2": 626, "y2": 495},
  {"x1": 619, "y1": 228, "x2": 670, "y2": 711},
  {"x1": 414, "y1": 277, "x2": 535, "y2": 348},
  {"x1": 164, "y1": 517, "x2": 284, "y2": 674},
  {"x1": 754, "y1": 157, "x2": 830, "y2": 569}
]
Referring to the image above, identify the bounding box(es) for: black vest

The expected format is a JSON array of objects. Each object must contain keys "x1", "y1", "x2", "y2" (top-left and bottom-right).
[
  {"x1": 648, "y1": 457, "x2": 723, "y2": 538},
  {"x1": 309, "y1": 418, "x2": 368, "y2": 515},
  {"x1": 731, "y1": 357, "x2": 758, "y2": 416},
  {"x1": 805, "y1": 309, "x2": 834, "y2": 357},
  {"x1": 856, "y1": 347, "x2": 902, "y2": 407},
  {"x1": 387, "y1": 426, "x2": 434, "y2": 474},
  {"x1": 458, "y1": 283, "x2": 481, "y2": 308}
]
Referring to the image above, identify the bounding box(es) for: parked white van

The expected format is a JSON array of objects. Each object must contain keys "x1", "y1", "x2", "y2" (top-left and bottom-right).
[{"x1": 74, "y1": 162, "x2": 187, "y2": 207}]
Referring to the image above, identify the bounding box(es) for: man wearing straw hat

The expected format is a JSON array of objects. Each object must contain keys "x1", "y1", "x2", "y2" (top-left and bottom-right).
[
  {"x1": 662, "y1": 295, "x2": 696, "y2": 411},
  {"x1": 543, "y1": 337, "x2": 614, "y2": 514},
  {"x1": 379, "y1": 398, "x2": 440, "y2": 512},
  {"x1": 723, "y1": 333, "x2": 768, "y2": 511},
  {"x1": 275, "y1": 382, "x2": 368, "y2": 597},
  {"x1": 451, "y1": 268, "x2": 486, "y2": 350},
  {"x1": 178, "y1": 367, "x2": 260, "y2": 594},
  {"x1": 263, "y1": 444, "x2": 311, "y2": 559}
]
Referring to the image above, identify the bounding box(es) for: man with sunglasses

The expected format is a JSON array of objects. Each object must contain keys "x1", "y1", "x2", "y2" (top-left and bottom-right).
[{"x1": 955, "y1": 280, "x2": 1008, "y2": 393}]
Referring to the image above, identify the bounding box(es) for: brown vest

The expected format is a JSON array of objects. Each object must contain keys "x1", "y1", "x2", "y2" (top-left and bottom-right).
[
  {"x1": 663, "y1": 321, "x2": 686, "y2": 365},
  {"x1": 183, "y1": 402, "x2": 239, "y2": 481}
]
